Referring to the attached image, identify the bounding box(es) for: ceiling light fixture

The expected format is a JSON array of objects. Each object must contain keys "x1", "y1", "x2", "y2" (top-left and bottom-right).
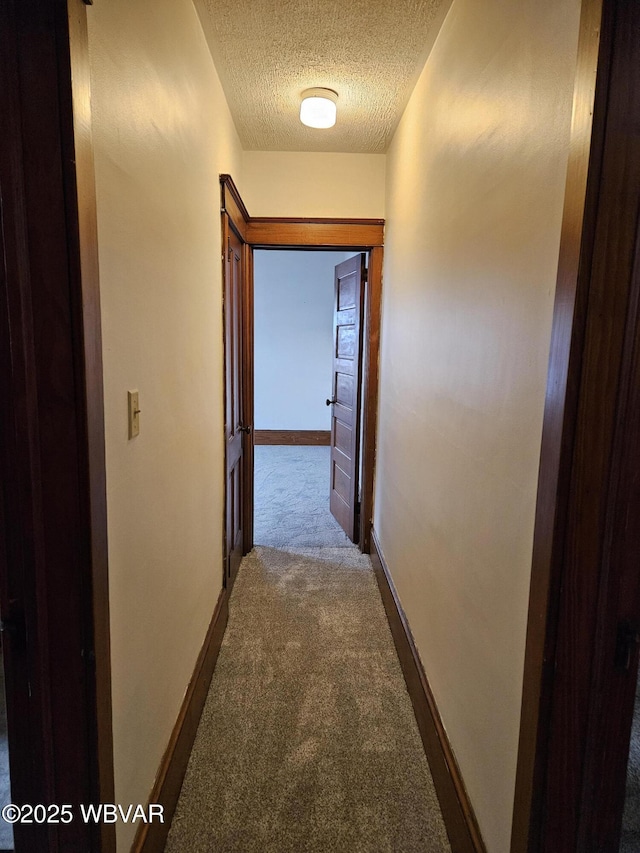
[{"x1": 299, "y1": 88, "x2": 338, "y2": 129}]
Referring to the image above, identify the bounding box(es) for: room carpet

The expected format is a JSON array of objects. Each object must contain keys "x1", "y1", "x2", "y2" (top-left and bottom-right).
[
  {"x1": 0, "y1": 655, "x2": 12, "y2": 852},
  {"x1": 253, "y1": 445, "x2": 352, "y2": 549},
  {"x1": 165, "y1": 446, "x2": 450, "y2": 852},
  {"x1": 621, "y1": 673, "x2": 640, "y2": 852}
]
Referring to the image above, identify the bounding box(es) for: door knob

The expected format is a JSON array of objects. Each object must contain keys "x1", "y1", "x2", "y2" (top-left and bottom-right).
[
  {"x1": 326, "y1": 398, "x2": 337, "y2": 406},
  {"x1": 238, "y1": 424, "x2": 251, "y2": 434}
]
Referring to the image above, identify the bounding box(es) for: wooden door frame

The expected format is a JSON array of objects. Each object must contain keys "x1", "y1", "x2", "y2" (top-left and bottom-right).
[
  {"x1": 221, "y1": 212, "x2": 247, "y2": 594},
  {"x1": 512, "y1": 0, "x2": 640, "y2": 849},
  {"x1": 0, "y1": 1, "x2": 114, "y2": 850},
  {"x1": 220, "y1": 175, "x2": 384, "y2": 555}
]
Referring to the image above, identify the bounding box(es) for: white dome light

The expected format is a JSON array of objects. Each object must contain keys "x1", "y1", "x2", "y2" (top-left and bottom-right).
[{"x1": 299, "y1": 88, "x2": 338, "y2": 129}]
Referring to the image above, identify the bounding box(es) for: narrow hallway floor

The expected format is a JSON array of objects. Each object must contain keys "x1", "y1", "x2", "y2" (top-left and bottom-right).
[{"x1": 165, "y1": 445, "x2": 450, "y2": 853}]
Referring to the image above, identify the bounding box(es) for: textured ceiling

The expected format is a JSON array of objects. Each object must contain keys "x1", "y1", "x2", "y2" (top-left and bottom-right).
[{"x1": 193, "y1": 0, "x2": 448, "y2": 153}]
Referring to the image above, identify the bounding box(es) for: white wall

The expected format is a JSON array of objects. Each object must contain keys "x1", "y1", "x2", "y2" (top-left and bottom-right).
[
  {"x1": 254, "y1": 251, "x2": 352, "y2": 430},
  {"x1": 242, "y1": 151, "x2": 385, "y2": 218},
  {"x1": 87, "y1": 0, "x2": 243, "y2": 848},
  {"x1": 375, "y1": 1, "x2": 581, "y2": 851}
]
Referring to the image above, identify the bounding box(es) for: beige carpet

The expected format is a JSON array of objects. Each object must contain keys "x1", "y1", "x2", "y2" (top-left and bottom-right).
[
  {"x1": 621, "y1": 672, "x2": 640, "y2": 852},
  {"x1": 0, "y1": 655, "x2": 12, "y2": 852},
  {"x1": 165, "y1": 447, "x2": 450, "y2": 852},
  {"x1": 253, "y1": 446, "x2": 352, "y2": 549}
]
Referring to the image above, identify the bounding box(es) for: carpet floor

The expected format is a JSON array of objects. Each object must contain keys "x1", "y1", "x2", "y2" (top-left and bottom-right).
[
  {"x1": 0, "y1": 655, "x2": 12, "y2": 852},
  {"x1": 165, "y1": 446, "x2": 450, "y2": 852},
  {"x1": 621, "y1": 673, "x2": 640, "y2": 852},
  {"x1": 253, "y1": 446, "x2": 352, "y2": 549}
]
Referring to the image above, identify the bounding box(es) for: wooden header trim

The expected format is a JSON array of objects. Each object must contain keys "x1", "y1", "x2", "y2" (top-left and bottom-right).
[
  {"x1": 246, "y1": 219, "x2": 384, "y2": 248},
  {"x1": 220, "y1": 174, "x2": 250, "y2": 221},
  {"x1": 220, "y1": 174, "x2": 248, "y2": 242},
  {"x1": 219, "y1": 176, "x2": 385, "y2": 249},
  {"x1": 249, "y1": 216, "x2": 385, "y2": 226}
]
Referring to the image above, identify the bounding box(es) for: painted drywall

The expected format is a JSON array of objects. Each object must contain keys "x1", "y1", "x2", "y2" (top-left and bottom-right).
[
  {"x1": 87, "y1": 1, "x2": 243, "y2": 848},
  {"x1": 375, "y1": 1, "x2": 581, "y2": 851},
  {"x1": 254, "y1": 251, "x2": 353, "y2": 430},
  {"x1": 242, "y1": 151, "x2": 385, "y2": 218}
]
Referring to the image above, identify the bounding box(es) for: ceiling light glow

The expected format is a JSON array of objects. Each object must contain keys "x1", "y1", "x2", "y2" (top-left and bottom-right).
[{"x1": 299, "y1": 88, "x2": 338, "y2": 129}]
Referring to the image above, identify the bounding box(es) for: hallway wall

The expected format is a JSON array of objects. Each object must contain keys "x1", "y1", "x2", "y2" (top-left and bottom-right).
[
  {"x1": 87, "y1": 0, "x2": 243, "y2": 848},
  {"x1": 375, "y1": 1, "x2": 582, "y2": 851},
  {"x1": 242, "y1": 151, "x2": 385, "y2": 218}
]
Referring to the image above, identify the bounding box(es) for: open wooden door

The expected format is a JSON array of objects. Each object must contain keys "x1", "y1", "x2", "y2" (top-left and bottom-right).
[
  {"x1": 224, "y1": 219, "x2": 246, "y2": 591},
  {"x1": 327, "y1": 254, "x2": 366, "y2": 542}
]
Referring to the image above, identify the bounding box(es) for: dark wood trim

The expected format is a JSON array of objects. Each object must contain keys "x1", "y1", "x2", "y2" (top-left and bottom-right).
[
  {"x1": 0, "y1": 0, "x2": 114, "y2": 849},
  {"x1": 246, "y1": 219, "x2": 384, "y2": 248},
  {"x1": 219, "y1": 179, "x2": 384, "y2": 559},
  {"x1": 0, "y1": 5, "x2": 54, "y2": 849},
  {"x1": 132, "y1": 590, "x2": 229, "y2": 853},
  {"x1": 220, "y1": 174, "x2": 251, "y2": 222},
  {"x1": 512, "y1": 0, "x2": 640, "y2": 850},
  {"x1": 579, "y1": 194, "x2": 640, "y2": 852},
  {"x1": 370, "y1": 529, "x2": 486, "y2": 853},
  {"x1": 221, "y1": 208, "x2": 231, "y2": 589},
  {"x1": 242, "y1": 244, "x2": 255, "y2": 555},
  {"x1": 545, "y1": 1, "x2": 640, "y2": 849},
  {"x1": 218, "y1": 183, "x2": 385, "y2": 248},
  {"x1": 359, "y1": 246, "x2": 383, "y2": 554},
  {"x1": 254, "y1": 430, "x2": 331, "y2": 446},
  {"x1": 221, "y1": 213, "x2": 244, "y2": 594},
  {"x1": 220, "y1": 174, "x2": 249, "y2": 242},
  {"x1": 511, "y1": 0, "x2": 607, "y2": 838},
  {"x1": 67, "y1": 2, "x2": 115, "y2": 840},
  {"x1": 250, "y1": 217, "x2": 385, "y2": 225},
  {"x1": 220, "y1": 179, "x2": 253, "y2": 575}
]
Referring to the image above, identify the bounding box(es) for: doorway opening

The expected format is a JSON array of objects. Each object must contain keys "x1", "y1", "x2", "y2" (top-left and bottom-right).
[
  {"x1": 220, "y1": 174, "x2": 385, "y2": 593},
  {"x1": 252, "y1": 249, "x2": 368, "y2": 551}
]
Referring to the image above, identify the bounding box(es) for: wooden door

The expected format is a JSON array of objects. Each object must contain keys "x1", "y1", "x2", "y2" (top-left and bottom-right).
[
  {"x1": 328, "y1": 254, "x2": 366, "y2": 542},
  {"x1": 224, "y1": 220, "x2": 245, "y2": 591}
]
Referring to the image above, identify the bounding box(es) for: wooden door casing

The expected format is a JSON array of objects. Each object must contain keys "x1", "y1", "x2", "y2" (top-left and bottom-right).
[
  {"x1": 578, "y1": 216, "x2": 640, "y2": 851},
  {"x1": 224, "y1": 220, "x2": 245, "y2": 591},
  {"x1": 0, "y1": 1, "x2": 115, "y2": 850},
  {"x1": 329, "y1": 254, "x2": 366, "y2": 542},
  {"x1": 512, "y1": 0, "x2": 640, "y2": 849},
  {"x1": 220, "y1": 174, "x2": 385, "y2": 555}
]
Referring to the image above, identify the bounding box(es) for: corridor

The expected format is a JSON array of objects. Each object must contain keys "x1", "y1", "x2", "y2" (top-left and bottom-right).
[{"x1": 165, "y1": 447, "x2": 450, "y2": 852}]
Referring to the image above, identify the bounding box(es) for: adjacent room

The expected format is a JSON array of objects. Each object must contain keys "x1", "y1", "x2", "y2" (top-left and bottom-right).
[{"x1": 252, "y1": 249, "x2": 353, "y2": 549}]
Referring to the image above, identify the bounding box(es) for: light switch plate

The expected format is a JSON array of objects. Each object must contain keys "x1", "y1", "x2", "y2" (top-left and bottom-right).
[{"x1": 128, "y1": 390, "x2": 140, "y2": 439}]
